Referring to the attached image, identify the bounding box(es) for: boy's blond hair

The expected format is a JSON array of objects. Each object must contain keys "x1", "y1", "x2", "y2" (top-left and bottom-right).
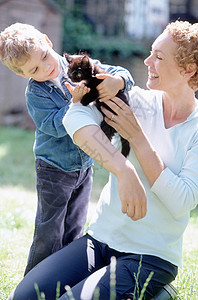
[{"x1": 0, "y1": 23, "x2": 46, "y2": 74}]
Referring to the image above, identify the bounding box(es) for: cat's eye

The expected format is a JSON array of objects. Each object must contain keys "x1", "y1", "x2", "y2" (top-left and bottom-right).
[{"x1": 77, "y1": 73, "x2": 82, "y2": 79}]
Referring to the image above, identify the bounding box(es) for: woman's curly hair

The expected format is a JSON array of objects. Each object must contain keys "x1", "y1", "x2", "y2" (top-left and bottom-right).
[{"x1": 165, "y1": 20, "x2": 198, "y2": 91}]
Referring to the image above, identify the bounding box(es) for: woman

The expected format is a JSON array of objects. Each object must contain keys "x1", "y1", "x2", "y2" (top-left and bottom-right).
[{"x1": 9, "y1": 20, "x2": 198, "y2": 300}]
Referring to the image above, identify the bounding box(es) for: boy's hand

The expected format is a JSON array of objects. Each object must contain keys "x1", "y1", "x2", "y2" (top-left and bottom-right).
[
  {"x1": 65, "y1": 82, "x2": 90, "y2": 103},
  {"x1": 96, "y1": 74, "x2": 125, "y2": 102}
]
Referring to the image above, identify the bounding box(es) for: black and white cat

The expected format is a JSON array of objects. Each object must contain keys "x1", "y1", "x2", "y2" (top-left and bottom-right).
[{"x1": 65, "y1": 53, "x2": 130, "y2": 157}]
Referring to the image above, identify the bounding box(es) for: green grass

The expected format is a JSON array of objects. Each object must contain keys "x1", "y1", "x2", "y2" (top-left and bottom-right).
[
  {"x1": 0, "y1": 125, "x2": 108, "y2": 300},
  {"x1": 0, "y1": 126, "x2": 36, "y2": 189},
  {"x1": 0, "y1": 125, "x2": 198, "y2": 299}
]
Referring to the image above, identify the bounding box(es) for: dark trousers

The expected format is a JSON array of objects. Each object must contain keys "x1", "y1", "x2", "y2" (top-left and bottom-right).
[
  {"x1": 11, "y1": 234, "x2": 178, "y2": 300},
  {"x1": 24, "y1": 159, "x2": 92, "y2": 275}
]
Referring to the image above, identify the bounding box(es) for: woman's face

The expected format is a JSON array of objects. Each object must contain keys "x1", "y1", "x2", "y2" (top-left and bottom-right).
[{"x1": 144, "y1": 31, "x2": 184, "y2": 92}]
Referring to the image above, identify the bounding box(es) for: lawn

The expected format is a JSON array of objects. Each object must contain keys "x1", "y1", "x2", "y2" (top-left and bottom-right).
[{"x1": 0, "y1": 126, "x2": 198, "y2": 300}]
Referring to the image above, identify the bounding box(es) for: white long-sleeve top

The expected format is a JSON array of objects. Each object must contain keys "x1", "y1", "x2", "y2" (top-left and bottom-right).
[{"x1": 63, "y1": 86, "x2": 198, "y2": 268}]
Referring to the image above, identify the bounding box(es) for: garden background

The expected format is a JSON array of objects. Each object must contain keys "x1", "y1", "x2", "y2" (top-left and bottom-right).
[{"x1": 0, "y1": 1, "x2": 198, "y2": 299}]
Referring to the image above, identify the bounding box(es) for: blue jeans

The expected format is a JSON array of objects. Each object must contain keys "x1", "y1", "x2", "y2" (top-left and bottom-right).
[
  {"x1": 24, "y1": 159, "x2": 92, "y2": 275},
  {"x1": 11, "y1": 234, "x2": 178, "y2": 300}
]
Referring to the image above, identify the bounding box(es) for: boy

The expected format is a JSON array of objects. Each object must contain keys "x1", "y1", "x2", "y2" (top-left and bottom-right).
[{"x1": 0, "y1": 23, "x2": 133, "y2": 275}]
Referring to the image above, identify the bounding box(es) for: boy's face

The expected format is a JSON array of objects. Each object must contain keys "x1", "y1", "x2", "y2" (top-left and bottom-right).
[{"x1": 20, "y1": 41, "x2": 61, "y2": 82}]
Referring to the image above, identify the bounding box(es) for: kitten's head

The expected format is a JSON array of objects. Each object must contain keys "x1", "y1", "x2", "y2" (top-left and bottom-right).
[{"x1": 65, "y1": 53, "x2": 93, "y2": 83}]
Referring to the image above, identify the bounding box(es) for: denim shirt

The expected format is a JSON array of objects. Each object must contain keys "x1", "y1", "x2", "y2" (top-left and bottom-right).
[{"x1": 26, "y1": 55, "x2": 134, "y2": 172}]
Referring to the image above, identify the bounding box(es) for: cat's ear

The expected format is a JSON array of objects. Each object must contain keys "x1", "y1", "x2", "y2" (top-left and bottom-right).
[
  {"x1": 81, "y1": 56, "x2": 90, "y2": 68},
  {"x1": 64, "y1": 53, "x2": 72, "y2": 64}
]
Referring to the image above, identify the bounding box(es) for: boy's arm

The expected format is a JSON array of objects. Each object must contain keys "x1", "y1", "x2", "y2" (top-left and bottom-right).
[
  {"x1": 92, "y1": 59, "x2": 134, "y2": 102},
  {"x1": 26, "y1": 83, "x2": 69, "y2": 138},
  {"x1": 93, "y1": 59, "x2": 134, "y2": 92},
  {"x1": 96, "y1": 73, "x2": 126, "y2": 102}
]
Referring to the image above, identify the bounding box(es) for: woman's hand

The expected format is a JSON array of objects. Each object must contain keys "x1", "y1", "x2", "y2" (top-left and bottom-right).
[
  {"x1": 117, "y1": 160, "x2": 147, "y2": 221},
  {"x1": 96, "y1": 74, "x2": 125, "y2": 102},
  {"x1": 101, "y1": 97, "x2": 166, "y2": 186},
  {"x1": 65, "y1": 82, "x2": 90, "y2": 103},
  {"x1": 101, "y1": 96, "x2": 141, "y2": 143}
]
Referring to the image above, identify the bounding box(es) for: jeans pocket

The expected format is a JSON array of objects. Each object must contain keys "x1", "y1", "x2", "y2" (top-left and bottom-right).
[{"x1": 36, "y1": 159, "x2": 57, "y2": 170}]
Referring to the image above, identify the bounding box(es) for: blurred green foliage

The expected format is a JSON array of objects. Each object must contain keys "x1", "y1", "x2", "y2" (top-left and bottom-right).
[{"x1": 55, "y1": 0, "x2": 148, "y2": 61}]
